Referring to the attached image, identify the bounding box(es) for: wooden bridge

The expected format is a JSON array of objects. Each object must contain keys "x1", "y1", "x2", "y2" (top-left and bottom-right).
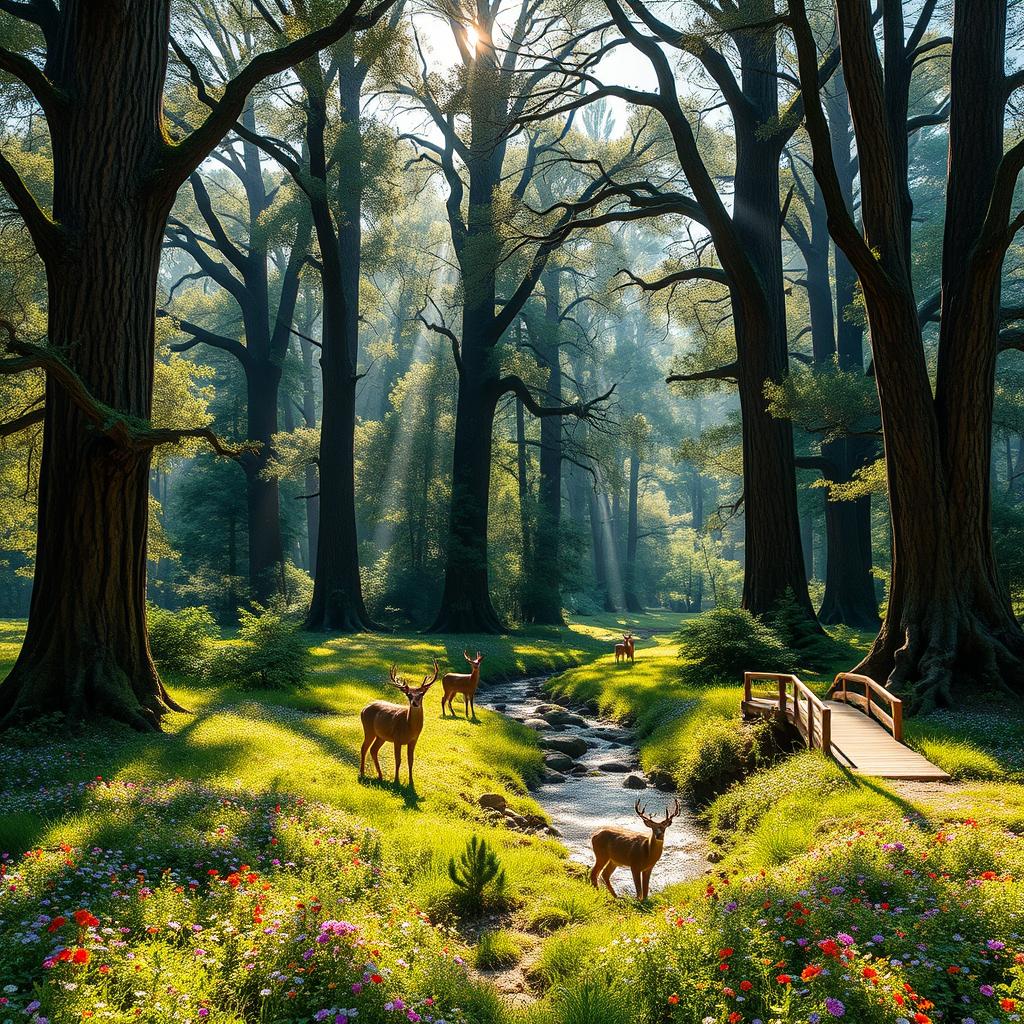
[{"x1": 742, "y1": 671, "x2": 950, "y2": 781}]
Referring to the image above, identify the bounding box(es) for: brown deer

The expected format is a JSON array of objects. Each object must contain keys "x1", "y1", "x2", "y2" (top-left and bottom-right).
[
  {"x1": 441, "y1": 650, "x2": 484, "y2": 718},
  {"x1": 614, "y1": 632, "x2": 635, "y2": 664},
  {"x1": 359, "y1": 661, "x2": 438, "y2": 787},
  {"x1": 590, "y1": 798, "x2": 681, "y2": 899}
]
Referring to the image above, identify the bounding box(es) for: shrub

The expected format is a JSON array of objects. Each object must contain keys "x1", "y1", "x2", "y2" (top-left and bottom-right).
[
  {"x1": 762, "y1": 588, "x2": 842, "y2": 671},
  {"x1": 207, "y1": 605, "x2": 310, "y2": 690},
  {"x1": 147, "y1": 603, "x2": 217, "y2": 675},
  {"x1": 677, "y1": 606, "x2": 795, "y2": 686},
  {"x1": 447, "y1": 835, "x2": 506, "y2": 914},
  {"x1": 676, "y1": 715, "x2": 785, "y2": 806},
  {"x1": 474, "y1": 929, "x2": 524, "y2": 970},
  {"x1": 549, "y1": 977, "x2": 632, "y2": 1024}
]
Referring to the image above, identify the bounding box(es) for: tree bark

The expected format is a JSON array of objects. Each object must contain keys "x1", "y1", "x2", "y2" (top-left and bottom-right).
[
  {"x1": 0, "y1": 2, "x2": 180, "y2": 728},
  {"x1": 791, "y1": 0, "x2": 1024, "y2": 707},
  {"x1": 624, "y1": 448, "x2": 643, "y2": 611},
  {"x1": 304, "y1": 50, "x2": 375, "y2": 631}
]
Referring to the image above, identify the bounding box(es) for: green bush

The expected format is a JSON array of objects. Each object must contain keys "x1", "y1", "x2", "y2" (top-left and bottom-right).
[
  {"x1": 147, "y1": 603, "x2": 217, "y2": 675},
  {"x1": 676, "y1": 715, "x2": 783, "y2": 806},
  {"x1": 676, "y1": 606, "x2": 795, "y2": 686},
  {"x1": 912, "y1": 736, "x2": 1004, "y2": 780},
  {"x1": 206, "y1": 605, "x2": 310, "y2": 690},
  {"x1": 763, "y1": 588, "x2": 842, "y2": 670},
  {"x1": 447, "y1": 835, "x2": 506, "y2": 914}
]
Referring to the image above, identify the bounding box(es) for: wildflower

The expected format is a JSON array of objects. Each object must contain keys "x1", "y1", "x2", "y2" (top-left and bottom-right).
[
  {"x1": 824, "y1": 997, "x2": 845, "y2": 1017},
  {"x1": 1001, "y1": 999, "x2": 1016, "y2": 1012},
  {"x1": 776, "y1": 974, "x2": 792, "y2": 985},
  {"x1": 801, "y1": 965, "x2": 823, "y2": 981},
  {"x1": 979, "y1": 985, "x2": 995, "y2": 997},
  {"x1": 667, "y1": 994, "x2": 679, "y2": 1005},
  {"x1": 71, "y1": 949, "x2": 90, "y2": 966}
]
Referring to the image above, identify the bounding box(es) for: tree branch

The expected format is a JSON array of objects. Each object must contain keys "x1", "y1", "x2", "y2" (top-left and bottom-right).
[
  {"x1": 0, "y1": 405, "x2": 43, "y2": 437},
  {"x1": 156, "y1": 310, "x2": 250, "y2": 366},
  {"x1": 0, "y1": 148, "x2": 62, "y2": 262},
  {"x1": 498, "y1": 375, "x2": 616, "y2": 419},
  {"x1": 666, "y1": 361, "x2": 738, "y2": 384}
]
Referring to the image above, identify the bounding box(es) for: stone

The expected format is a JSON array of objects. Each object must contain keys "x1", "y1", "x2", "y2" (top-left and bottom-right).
[
  {"x1": 707, "y1": 850, "x2": 724, "y2": 864},
  {"x1": 598, "y1": 761, "x2": 631, "y2": 773},
  {"x1": 646, "y1": 769, "x2": 676, "y2": 792},
  {"x1": 540, "y1": 768, "x2": 567, "y2": 783},
  {"x1": 623, "y1": 773, "x2": 647, "y2": 790},
  {"x1": 545, "y1": 825, "x2": 562, "y2": 837},
  {"x1": 522, "y1": 718, "x2": 552, "y2": 731},
  {"x1": 478, "y1": 793, "x2": 507, "y2": 812},
  {"x1": 544, "y1": 751, "x2": 575, "y2": 772},
  {"x1": 534, "y1": 703, "x2": 566, "y2": 715},
  {"x1": 541, "y1": 735, "x2": 589, "y2": 758}
]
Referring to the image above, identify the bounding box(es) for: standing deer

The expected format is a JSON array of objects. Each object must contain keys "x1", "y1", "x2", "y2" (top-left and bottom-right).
[
  {"x1": 441, "y1": 650, "x2": 484, "y2": 718},
  {"x1": 614, "y1": 632, "x2": 635, "y2": 664},
  {"x1": 590, "y1": 798, "x2": 681, "y2": 899},
  {"x1": 359, "y1": 661, "x2": 438, "y2": 787}
]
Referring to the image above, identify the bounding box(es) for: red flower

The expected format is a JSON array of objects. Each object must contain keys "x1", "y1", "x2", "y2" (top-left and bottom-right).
[
  {"x1": 914, "y1": 1014, "x2": 931, "y2": 1024},
  {"x1": 728, "y1": 1013, "x2": 742, "y2": 1024},
  {"x1": 740, "y1": 980, "x2": 752, "y2": 991},
  {"x1": 718, "y1": 948, "x2": 734, "y2": 959},
  {"x1": 1001, "y1": 999, "x2": 1017, "y2": 1012},
  {"x1": 667, "y1": 994, "x2": 679, "y2": 1005},
  {"x1": 48, "y1": 916, "x2": 67, "y2": 933},
  {"x1": 73, "y1": 909, "x2": 98, "y2": 928},
  {"x1": 801, "y1": 965, "x2": 823, "y2": 981},
  {"x1": 775, "y1": 974, "x2": 792, "y2": 985},
  {"x1": 862, "y1": 967, "x2": 878, "y2": 980},
  {"x1": 370, "y1": 974, "x2": 383, "y2": 984},
  {"x1": 72, "y1": 948, "x2": 91, "y2": 965}
]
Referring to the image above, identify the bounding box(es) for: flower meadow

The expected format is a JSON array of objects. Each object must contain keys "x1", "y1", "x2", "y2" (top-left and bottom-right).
[
  {"x1": 559, "y1": 818, "x2": 1024, "y2": 1024},
  {"x1": 0, "y1": 777, "x2": 500, "y2": 1024}
]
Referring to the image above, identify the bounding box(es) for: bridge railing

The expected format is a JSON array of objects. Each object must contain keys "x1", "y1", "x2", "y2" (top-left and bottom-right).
[
  {"x1": 828, "y1": 671, "x2": 903, "y2": 742},
  {"x1": 743, "y1": 672, "x2": 832, "y2": 753}
]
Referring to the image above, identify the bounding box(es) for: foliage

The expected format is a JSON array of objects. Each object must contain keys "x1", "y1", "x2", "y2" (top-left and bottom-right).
[
  {"x1": 447, "y1": 835, "x2": 507, "y2": 914},
  {"x1": 206, "y1": 605, "x2": 311, "y2": 690},
  {"x1": 763, "y1": 589, "x2": 844, "y2": 672},
  {"x1": 146, "y1": 602, "x2": 217, "y2": 675},
  {"x1": 676, "y1": 606, "x2": 796, "y2": 686}
]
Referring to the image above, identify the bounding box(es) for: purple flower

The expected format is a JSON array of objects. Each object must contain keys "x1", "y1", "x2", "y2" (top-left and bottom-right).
[
  {"x1": 825, "y1": 997, "x2": 845, "y2": 1017},
  {"x1": 351, "y1": 983, "x2": 363, "y2": 994},
  {"x1": 986, "y1": 939, "x2": 1005, "y2": 951},
  {"x1": 872, "y1": 934, "x2": 884, "y2": 943},
  {"x1": 837, "y1": 933, "x2": 854, "y2": 946},
  {"x1": 980, "y1": 984, "x2": 995, "y2": 997}
]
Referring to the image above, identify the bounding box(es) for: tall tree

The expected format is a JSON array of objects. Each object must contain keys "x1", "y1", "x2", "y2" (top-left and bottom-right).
[
  {"x1": 791, "y1": 0, "x2": 1024, "y2": 705},
  {"x1": 401, "y1": 0, "x2": 616, "y2": 632},
  {"x1": 0, "y1": 0, "x2": 390, "y2": 728}
]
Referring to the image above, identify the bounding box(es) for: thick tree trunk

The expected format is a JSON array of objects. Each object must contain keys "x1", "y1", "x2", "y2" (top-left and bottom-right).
[
  {"x1": 245, "y1": 359, "x2": 285, "y2": 602},
  {"x1": 515, "y1": 397, "x2": 533, "y2": 599},
  {"x1": 731, "y1": 29, "x2": 816, "y2": 622},
  {"x1": 0, "y1": 2, "x2": 180, "y2": 728},
  {"x1": 299, "y1": 333, "x2": 321, "y2": 571},
  {"x1": 429, "y1": 339, "x2": 504, "y2": 633},
  {"x1": 305, "y1": 56, "x2": 375, "y2": 631}
]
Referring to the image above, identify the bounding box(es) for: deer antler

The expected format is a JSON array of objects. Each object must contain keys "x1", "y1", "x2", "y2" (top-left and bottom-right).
[
  {"x1": 463, "y1": 649, "x2": 472, "y2": 664},
  {"x1": 634, "y1": 798, "x2": 654, "y2": 826},
  {"x1": 658, "y1": 799, "x2": 682, "y2": 826},
  {"x1": 422, "y1": 658, "x2": 440, "y2": 688},
  {"x1": 388, "y1": 665, "x2": 406, "y2": 690}
]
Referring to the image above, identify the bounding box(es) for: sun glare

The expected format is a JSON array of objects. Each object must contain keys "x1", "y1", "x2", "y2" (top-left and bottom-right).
[{"x1": 465, "y1": 23, "x2": 480, "y2": 55}]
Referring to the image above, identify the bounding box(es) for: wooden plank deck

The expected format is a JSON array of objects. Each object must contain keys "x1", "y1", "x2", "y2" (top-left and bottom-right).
[{"x1": 743, "y1": 694, "x2": 950, "y2": 782}]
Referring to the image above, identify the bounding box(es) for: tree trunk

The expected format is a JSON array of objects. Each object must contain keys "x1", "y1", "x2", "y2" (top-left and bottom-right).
[
  {"x1": 624, "y1": 448, "x2": 643, "y2": 611},
  {"x1": 515, "y1": 396, "x2": 533, "y2": 598},
  {"x1": 730, "y1": 28, "x2": 815, "y2": 622},
  {"x1": 429, "y1": 338, "x2": 504, "y2": 633},
  {"x1": 0, "y1": 2, "x2": 180, "y2": 729},
  {"x1": 299, "y1": 332, "x2": 320, "y2": 571},
  {"x1": 245, "y1": 359, "x2": 285, "y2": 602},
  {"x1": 304, "y1": 54, "x2": 375, "y2": 631}
]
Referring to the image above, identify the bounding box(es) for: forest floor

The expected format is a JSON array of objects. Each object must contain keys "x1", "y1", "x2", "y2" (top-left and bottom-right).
[{"x1": 2, "y1": 613, "x2": 1024, "y2": 1024}]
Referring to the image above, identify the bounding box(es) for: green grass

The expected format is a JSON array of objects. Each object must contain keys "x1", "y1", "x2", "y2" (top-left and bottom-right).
[{"x1": 5, "y1": 612, "x2": 1024, "y2": 1024}]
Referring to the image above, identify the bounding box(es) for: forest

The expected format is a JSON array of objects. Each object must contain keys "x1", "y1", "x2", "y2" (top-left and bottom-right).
[{"x1": 1, "y1": 0, "x2": 1024, "y2": 1022}]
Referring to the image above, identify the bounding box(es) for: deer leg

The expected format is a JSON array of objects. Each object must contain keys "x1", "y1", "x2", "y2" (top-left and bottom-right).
[
  {"x1": 590, "y1": 858, "x2": 605, "y2": 888},
  {"x1": 642, "y1": 870, "x2": 651, "y2": 900},
  {"x1": 359, "y1": 735, "x2": 372, "y2": 777},
  {"x1": 369, "y1": 738, "x2": 384, "y2": 779},
  {"x1": 631, "y1": 866, "x2": 643, "y2": 899},
  {"x1": 600, "y1": 863, "x2": 617, "y2": 898},
  {"x1": 469, "y1": 695, "x2": 475, "y2": 719},
  {"x1": 394, "y1": 743, "x2": 403, "y2": 783},
  {"x1": 407, "y1": 745, "x2": 414, "y2": 787}
]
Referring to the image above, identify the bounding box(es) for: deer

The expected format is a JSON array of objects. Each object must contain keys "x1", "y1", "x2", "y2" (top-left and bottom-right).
[
  {"x1": 359, "y1": 661, "x2": 438, "y2": 787},
  {"x1": 441, "y1": 650, "x2": 484, "y2": 719},
  {"x1": 614, "y1": 632, "x2": 635, "y2": 664},
  {"x1": 590, "y1": 798, "x2": 682, "y2": 899}
]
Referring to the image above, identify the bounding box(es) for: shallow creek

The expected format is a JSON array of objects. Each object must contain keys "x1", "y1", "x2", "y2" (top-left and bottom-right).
[{"x1": 477, "y1": 674, "x2": 706, "y2": 892}]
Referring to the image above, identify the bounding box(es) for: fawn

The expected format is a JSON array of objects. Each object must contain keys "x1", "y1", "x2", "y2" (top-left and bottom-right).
[
  {"x1": 614, "y1": 632, "x2": 635, "y2": 664},
  {"x1": 441, "y1": 650, "x2": 484, "y2": 718},
  {"x1": 359, "y1": 661, "x2": 438, "y2": 787},
  {"x1": 590, "y1": 798, "x2": 681, "y2": 899}
]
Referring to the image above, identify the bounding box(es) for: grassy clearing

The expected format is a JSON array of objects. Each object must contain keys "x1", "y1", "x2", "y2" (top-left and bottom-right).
[{"x1": 4, "y1": 613, "x2": 1024, "y2": 1024}]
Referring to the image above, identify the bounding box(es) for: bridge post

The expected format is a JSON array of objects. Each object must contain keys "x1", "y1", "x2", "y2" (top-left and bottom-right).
[
  {"x1": 892, "y1": 698, "x2": 903, "y2": 742},
  {"x1": 777, "y1": 675, "x2": 787, "y2": 716},
  {"x1": 821, "y1": 706, "x2": 832, "y2": 753}
]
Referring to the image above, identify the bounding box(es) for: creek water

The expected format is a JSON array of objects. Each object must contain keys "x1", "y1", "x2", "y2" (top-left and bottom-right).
[{"x1": 477, "y1": 674, "x2": 706, "y2": 893}]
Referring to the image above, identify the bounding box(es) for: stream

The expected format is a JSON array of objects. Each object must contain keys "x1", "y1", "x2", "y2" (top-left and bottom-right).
[{"x1": 478, "y1": 674, "x2": 706, "y2": 892}]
